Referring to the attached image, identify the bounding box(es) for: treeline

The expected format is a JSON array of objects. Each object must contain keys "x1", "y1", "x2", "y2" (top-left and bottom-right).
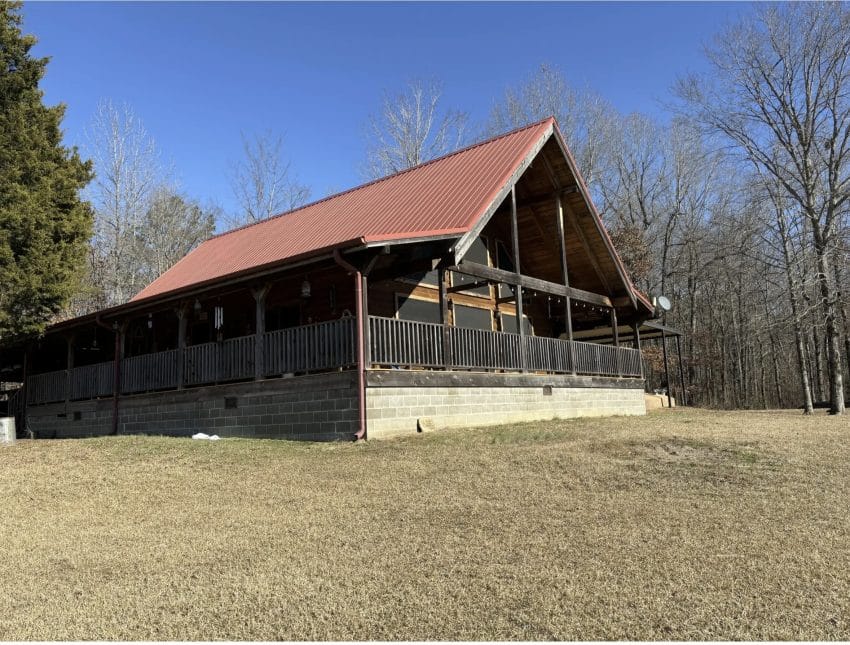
[
  {"x1": 363, "y1": 5, "x2": 849, "y2": 414},
  {"x1": 2, "y1": 1, "x2": 846, "y2": 413}
]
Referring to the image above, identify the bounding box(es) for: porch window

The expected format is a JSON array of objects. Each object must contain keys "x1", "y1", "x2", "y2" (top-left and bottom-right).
[
  {"x1": 451, "y1": 235, "x2": 490, "y2": 297},
  {"x1": 453, "y1": 304, "x2": 492, "y2": 331},
  {"x1": 500, "y1": 312, "x2": 532, "y2": 335},
  {"x1": 395, "y1": 294, "x2": 441, "y2": 324}
]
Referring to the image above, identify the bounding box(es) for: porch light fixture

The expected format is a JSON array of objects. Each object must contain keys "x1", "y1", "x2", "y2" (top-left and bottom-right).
[
  {"x1": 301, "y1": 277, "x2": 311, "y2": 299},
  {"x1": 147, "y1": 313, "x2": 153, "y2": 329},
  {"x1": 194, "y1": 298, "x2": 202, "y2": 312}
]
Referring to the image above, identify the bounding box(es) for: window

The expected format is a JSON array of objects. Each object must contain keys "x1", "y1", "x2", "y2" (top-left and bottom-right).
[
  {"x1": 453, "y1": 304, "x2": 493, "y2": 331},
  {"x1": 396, "y1": 294, "x2": 441, "y2": 324},
  {"x1": 500, "y1": 312, "x2": 532, "y2": 335},
  {"x1": 452, "y1": 235, "x2": 490, "y2": 297}
]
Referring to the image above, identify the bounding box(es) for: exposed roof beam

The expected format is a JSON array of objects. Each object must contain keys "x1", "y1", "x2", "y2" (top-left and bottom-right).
[{"x1": 449, "y1": 261, "x2": 612, "y2": 308}]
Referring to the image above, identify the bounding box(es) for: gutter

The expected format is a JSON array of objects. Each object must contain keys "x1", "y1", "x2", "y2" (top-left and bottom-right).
[{"x1": 333, "y1": 249, "x2": 367, "y2": 441}]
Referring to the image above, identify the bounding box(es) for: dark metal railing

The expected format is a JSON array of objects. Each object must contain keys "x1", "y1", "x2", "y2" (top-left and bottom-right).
[
  {"x1": 25, "y1": 315, "x2": 641, "y2": 406},
  {"x1": 369, "y1": 315, "x2": 642, "y2": 378},
  {"x1": 26, "y1": 318, "x2": 357, "y2": 406},
  {"x1": 264, "y1": 318, "x2": 356, "y2": 375},
  {"x1": 71, "y1": 361, "x2": 115, "y2": 400},
  {"x1": 26, "y1": 369, "x2": 66, "y2": 405}
]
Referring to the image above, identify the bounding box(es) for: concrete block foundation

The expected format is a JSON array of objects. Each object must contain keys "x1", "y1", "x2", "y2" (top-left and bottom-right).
[
  {"x1": 25, "y1": 369, "x2": 646, "y2": 441},
  {"x1": 26, "y1": 371, "x2": 358, "y2": 441},
  {"x1": 365, "y1": 370, "x2": 646, "y2": 439}
]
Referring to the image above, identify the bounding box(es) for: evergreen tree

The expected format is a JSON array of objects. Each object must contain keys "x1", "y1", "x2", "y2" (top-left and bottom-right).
[{"x1": 0, "y1": 1, "x2": 93, "y2": 341}]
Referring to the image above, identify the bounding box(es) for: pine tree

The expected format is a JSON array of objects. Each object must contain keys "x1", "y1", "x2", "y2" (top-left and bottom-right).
[{"x1": 0, "y1": 1, "x2": 93, "y2": 341}]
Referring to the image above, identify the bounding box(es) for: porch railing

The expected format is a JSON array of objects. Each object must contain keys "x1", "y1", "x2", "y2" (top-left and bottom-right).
[
  {"x1": 26, "y1": 318, "x2": 357, "y2": 406},
  {"x1": 265, "y1": 318, "x2": 356, "y2": 375},
  {"x1": 25, "y1": 315, "x2": 640, "y2": 406},
  {"x1": 71, "y1": 361, "x2": 115, "y2": 400},
  {"x1": 185, "y1": 335, "x2": 256, "y2": 386},
  {"x1": 122, "y1": 350, "x2": 179, "y2": 394},
  {"x1": 369, "y1": 315, "x2": 642, "y2": 378},
  {"x1": 27, "y1": 369, "x2": 66, "y2": 405}
]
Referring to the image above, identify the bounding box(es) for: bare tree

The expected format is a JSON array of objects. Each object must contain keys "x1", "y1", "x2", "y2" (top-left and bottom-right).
[
  {"x1": 487, "y1": 64, "x2": 616, "y2": 188},
  {"x1": 229, "y1": 131, "x2": 311, "y2": 226},
  {"x1": 70, "y1": 102, "x2": 218, "y2": 314},
  {"x1": 85, "y1": 100, "x2": 160, "y2": 306},
  {"x1": 675, "y1": 3, "x2": 849, "y2": 414},
  {"x1": 134, "y1": 188, "x2": 215, "y2": 286},
  {"x1": 365, "y1": 79, "x2": 468, "y2": 178}
]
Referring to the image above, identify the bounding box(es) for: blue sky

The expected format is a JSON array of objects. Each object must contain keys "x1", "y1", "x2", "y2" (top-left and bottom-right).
[{"x1": 23, "y1": 1, "x2": 746, "y2": 225}]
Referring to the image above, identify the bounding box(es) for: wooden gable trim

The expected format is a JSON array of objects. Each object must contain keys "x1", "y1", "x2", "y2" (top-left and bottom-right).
[{"x1": 452, "y1": 123, "x2": 554, "y2": 265}]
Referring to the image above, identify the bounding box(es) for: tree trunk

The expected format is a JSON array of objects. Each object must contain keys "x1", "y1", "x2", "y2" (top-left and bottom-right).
[
  {"x1": 777, "y1": 212, "x2": 814, "y2": 414},
  {"x1": 813, "y1": 222, "x2": 845, "y2": 414}
]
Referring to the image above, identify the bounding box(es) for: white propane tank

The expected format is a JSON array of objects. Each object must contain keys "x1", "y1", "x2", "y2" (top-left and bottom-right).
[{"x1": 0, "y1": 417, "x2": 15, "y2": 445}]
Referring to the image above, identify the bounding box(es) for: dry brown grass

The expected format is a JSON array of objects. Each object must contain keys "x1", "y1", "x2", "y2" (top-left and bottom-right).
[{"x1": 1, "y1": 408, "x2": 848, "y2": 640}]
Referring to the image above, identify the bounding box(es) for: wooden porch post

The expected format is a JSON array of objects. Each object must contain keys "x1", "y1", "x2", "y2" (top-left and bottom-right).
[
  {"x1": 251, "y1": 285, "x2": 270, "y2": 381},
  {"x1": 633, "y1": 322, "x2": 644, "y2": 381},
  {"x1": 176, "y1": 305, "x2": 188, "y2": 389},
  {"x1": 21, "y1": 345, "x2": 29, "y2": 434},
  {"x1": 610, "y1": 308, "x2": 621, "y2": 377},
  {"x1": 64, "y1": 333, "x2": 75, "y2": 410},
  {"x1": 438, "y1": 268, "x2": 452, "y2": 369},
  {"x1": 111, "y1": 321, "x2": 125, "y2": 435},
  {"x1": 556, "y1": 193, "x2": 576, "y2": 373},
  {"x1": 510, "y1": 186, "x2": 527, "y2": 372},
  {"x1": 661, "y1": 330, "x2": 672, "y2": 405},
  {"x1": 676, "y1": 334, "x2": 687, "y2": 406}
]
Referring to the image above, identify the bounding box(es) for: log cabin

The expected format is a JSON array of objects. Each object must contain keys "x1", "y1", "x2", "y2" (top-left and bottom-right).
[{"x1": 1, "y1": 117, "x2": 662, "y2": 440}]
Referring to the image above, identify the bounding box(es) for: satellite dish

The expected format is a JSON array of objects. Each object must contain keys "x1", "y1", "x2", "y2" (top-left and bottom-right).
[{"x1": 655, "y1": 295, "x2": 672, "y2": 312}]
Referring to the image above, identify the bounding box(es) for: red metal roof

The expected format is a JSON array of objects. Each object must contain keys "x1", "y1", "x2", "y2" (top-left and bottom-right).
[{"x1": 132, "y1": 118, "x2": 555, "y2": 303}]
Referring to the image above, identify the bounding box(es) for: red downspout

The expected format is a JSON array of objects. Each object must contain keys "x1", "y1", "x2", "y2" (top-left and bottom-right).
[
  {"x1": 333, "y1": 249, "x2": 367, "y2": 440},
  {"x1": 96, "y1": 315, "x2": 121, "y2": 436}
]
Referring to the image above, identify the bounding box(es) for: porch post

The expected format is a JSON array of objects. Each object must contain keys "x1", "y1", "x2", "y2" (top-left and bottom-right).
[
  {"x1": 21, "y1": 345, "x2": 29, "y2": 434},
  {"x1": 64, "y1": 332, "x2": 75, "y2": 410},
  {"x1": 510, "y1": 186, "x2": 527, "y2": 372},
  {"x1": 610, "y1": 308, "x2": 621, "y2": 377},
  {"x1": 556, "y1": 193, "x2": 576, "y2": 373},
  {"x1": 676, "y1": 334, "x2": 687, "y2": 406},
  {"x1": 176, "y1": 305, "x2": 188, "y2": 389},
  {"x1": 251, "y1": 285, "x2": 270, "y2": 381},
  {"x1": 111, "y1": 321, "x2": 125, "y2": 435},
  {"x1": 361, "y1": 275, "x2": 371, "y2": 366},
  {"x1": 661, "y1": 330, "x2": 672, "y2": 405},
  {"x1": 438, "y1": 268, "x2": 452, "y2": 369},
  {"x1": 633, "y1": 322, "x2": 644, "y2": 381}
]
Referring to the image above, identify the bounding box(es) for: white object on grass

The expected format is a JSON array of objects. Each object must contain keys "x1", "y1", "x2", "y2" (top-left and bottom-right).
[
  {"x1": 191, "y1": 432, "x2": 221, "y2": 441},
  {"x1": 0, "y1": 417, "x2": 15, "y2": 445}
]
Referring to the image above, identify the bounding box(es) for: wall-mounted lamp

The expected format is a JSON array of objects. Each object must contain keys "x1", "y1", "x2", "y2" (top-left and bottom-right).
[
  {"x1": 147, "y1": 313, "x2": 153, "y2": 329},
  {"x1": 194, "y1": 298, "x2": 202, "y2": 312},
  {"x1": 301, "y1": 277, "x2": 312, "y2": 299}
]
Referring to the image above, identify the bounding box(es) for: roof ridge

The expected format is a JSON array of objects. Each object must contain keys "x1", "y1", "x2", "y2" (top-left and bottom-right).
[{"x1": 207, "y1": 116, "x2": 555, "y2": 242}]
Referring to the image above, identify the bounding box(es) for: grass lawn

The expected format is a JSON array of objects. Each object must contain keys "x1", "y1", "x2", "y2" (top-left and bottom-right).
[{"x1": 1, "y1": 408, "x2": 848, "y2": 640}]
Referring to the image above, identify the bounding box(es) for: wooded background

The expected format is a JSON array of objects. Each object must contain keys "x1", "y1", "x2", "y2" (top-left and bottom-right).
[{"x1": 2, "y1": 2, "x2": 847, "y2": 413}]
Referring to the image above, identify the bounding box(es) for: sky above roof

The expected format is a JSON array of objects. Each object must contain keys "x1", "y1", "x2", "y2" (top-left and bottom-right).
[{"x1": 22, "y1": 1, "x2": 747, "y2": 229}]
